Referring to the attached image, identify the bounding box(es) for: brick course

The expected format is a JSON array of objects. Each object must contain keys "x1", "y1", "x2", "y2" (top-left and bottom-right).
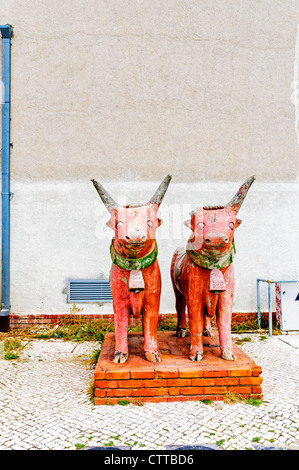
[{"x1": 8, "y1": 311, "x2": 275, "y2": 329}]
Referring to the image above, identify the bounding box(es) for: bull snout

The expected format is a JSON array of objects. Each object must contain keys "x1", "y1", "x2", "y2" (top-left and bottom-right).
[
  {"x1": 204, "y1": 233, "x2": 230, "y2": 247},
  {"x1": 125, "y1": 235, "x2": 147, "y2": 243},
  {"x1": 125, "y1": 229, "x2": 147, "y2": 244}
]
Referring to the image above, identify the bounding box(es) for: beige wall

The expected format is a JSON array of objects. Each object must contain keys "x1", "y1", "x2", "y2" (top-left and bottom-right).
[{"x1": 1, "y1": 0, "x2": 298, "y2": 182}]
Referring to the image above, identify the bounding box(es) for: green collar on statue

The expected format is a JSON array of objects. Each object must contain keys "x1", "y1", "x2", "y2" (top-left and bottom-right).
[
  {"x1": 110, "y1": 240, "x2": 158, "y2": 271},
  {"x1": 186, "y1": 237, "x2": 236, "y2": 270}
]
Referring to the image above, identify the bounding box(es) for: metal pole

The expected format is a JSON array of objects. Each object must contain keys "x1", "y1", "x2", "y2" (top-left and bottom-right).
[
  {"x1": 257, "y1": 278, "x2": 298, "y2": 336},
  {"x1": 0, "y1": 25, "x2": 12, "y2": 332},
  {"x1": 268, "y1": 282, "x2": 272, "y2": 337},
  {"x1": 257, "y1": 279, "x2": 261, "y2": 328}
]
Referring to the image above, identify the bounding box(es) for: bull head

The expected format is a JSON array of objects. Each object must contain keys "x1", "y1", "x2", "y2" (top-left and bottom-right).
[
  {"x1": 91, "y1": 175, "x2": 172, "y2": 258},
  {"x1": 185, "y1": 176, "x2": 255, "y2": 255}
]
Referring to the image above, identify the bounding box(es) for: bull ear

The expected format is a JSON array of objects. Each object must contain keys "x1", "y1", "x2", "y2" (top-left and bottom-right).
[
  {"x1": 91, "y1": 179, "x2": 119, "y2": 212},
  {"x1": 184, "y1": 219, "x2": 192, "y2": 229},
  {"x1": 149, "y1": 174, "x2": 172, "y2": 206},
  {"x1": 236, "y1": 218, "x2": 242, "y2": 227},
  {"x1": 227, "y1": 176, "x2": 255, "y2": 212},
  {"x1": 106, "y1": 218, "x2": 114, "y2": 229}
]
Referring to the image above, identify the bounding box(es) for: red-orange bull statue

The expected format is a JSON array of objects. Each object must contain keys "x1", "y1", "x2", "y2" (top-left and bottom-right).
[
  {"x1": 92, "y1": 175, "x2": 172, "y2": 364},
  {"x1": 170, "y1": 176, "x2": 255, "y2": 362}
]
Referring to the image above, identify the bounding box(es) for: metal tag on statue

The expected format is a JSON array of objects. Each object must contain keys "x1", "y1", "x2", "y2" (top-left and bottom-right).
[
  {"x1": 128, "y1": 270, "x2": 145, "y2": 292},
  {"x1": 209, "y1": 268, "x2": 226, "y2": 293}
]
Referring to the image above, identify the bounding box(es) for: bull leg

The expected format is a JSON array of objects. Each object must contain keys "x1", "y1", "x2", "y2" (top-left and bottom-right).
[
  {"x1": 143, "y1": 307, "x2": 161, "y2": 363},
  {"x1": 143, "y1": 297, "x2": 161, "y2": 362},
  {"x1": 216, "y1": 292, "x2": 235, "y2": 361},
  {"x1": 142, "y1": 297, "x2": 161, "y2": 363},
  {"x1": 188, "y1": 303, "x2": 204, "y2": 362},
  {"x1": 143, "y1": 312, "x2": 161, "y2": 363},
  {"x1": 113, "y1": 304, "x2": 130, "y2": 364},
  {"x1": 174, "y1": 288, "x2": 187, "y2": 338},
  {"x1": 203, "y1": 314, "x2": 214, "y2": 337}
]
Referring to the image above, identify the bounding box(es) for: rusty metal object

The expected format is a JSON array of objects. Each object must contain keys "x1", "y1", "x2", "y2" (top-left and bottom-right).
[
  {"x1": 171, "y1": 176, "x2": 255, "y2": 362},
  {"x1": 92, "y1": 175, "x2": 171, "y2": 364}
]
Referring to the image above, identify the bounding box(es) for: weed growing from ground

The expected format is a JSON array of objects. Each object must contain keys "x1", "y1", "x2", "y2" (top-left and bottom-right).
[
  {"x1": 245, "y1": 397, "x2": 263, "y2": 407},
  {"x1": 224, "y1": 392, "x2": 263, "y2": 406},
  {"x1": 32, "y1": 316, "x2": 115, "y2": 342},
  {"x1": 157, "y1": 316, "x2": 177, "y2": 331},
  {"x1": 117, "y1": 400, "x2": 130, "y2": 406},
  {"x1": 3, "y1": 338, "x2": 24, "y2": 360},
  {"x1": 216, "y1": 439, "x2": 225, "y2": 447},
  {"x1": 87, "y1": 380, "x2": 95, "y2": 404},
  {"x1": 234, "y1": 336, "x2": 252, "y2": 346},
  {"x1": 75, "y1": 443, "x2": 85, "y2": 450}
]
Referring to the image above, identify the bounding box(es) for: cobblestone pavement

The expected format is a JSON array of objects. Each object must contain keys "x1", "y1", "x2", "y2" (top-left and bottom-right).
[{"x1": 0, "y1": 332, "x2": 299, "y2": 450}]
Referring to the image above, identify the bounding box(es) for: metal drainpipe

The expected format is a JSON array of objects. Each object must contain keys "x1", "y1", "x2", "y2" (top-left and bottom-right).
[{"x1": 0, "y1": 25, "x2": 12, "y2": 332}]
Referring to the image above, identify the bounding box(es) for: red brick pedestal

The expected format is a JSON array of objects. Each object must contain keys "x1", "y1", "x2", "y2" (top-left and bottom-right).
[{"x1": 94, "y1": 331, "x2": 262, "y2": 405}]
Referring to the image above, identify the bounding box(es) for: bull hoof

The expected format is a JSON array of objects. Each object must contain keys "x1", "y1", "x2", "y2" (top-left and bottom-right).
[
  {"x1": 221, "y1": 349, "x2": 236, "y2": 361},
  {"x1": 190, "y1": 351, "x2": 203, "y2": 362},
  {"x1": 113, "y1": 351, "x2": 128, "y2": 364},
  {"x1": 176, "y1": 327, "x2": 186, "y2": 338},
  {"x1": 145, "y1": 351, "x2": 161, "y2": 363},
  {"x1": 203, "y1": 328, "x2": 214, "y2": 337}
]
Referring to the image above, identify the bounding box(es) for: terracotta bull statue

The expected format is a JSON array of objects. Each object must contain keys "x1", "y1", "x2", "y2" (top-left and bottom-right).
[
  {"x1": 92, "y1": 175, "x2": 172, "y2": 364},
  {"x1": 170, "y1": 176, "x2": 255, "y2": 362}
]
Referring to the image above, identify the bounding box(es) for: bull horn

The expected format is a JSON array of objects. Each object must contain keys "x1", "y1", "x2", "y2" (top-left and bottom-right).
[
  {"x1": 91, "y1": 179, "x2": 119, "y2": 211},
  {"x1": 149, "y1": 174, "x2": 172, "y2": 206},
  {"x1": 227, "y1": 176, "x2": 255, "y2": 211}
]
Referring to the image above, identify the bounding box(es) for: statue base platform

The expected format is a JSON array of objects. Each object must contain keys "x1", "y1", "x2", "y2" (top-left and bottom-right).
[{"x1": 94, "y1": 331, "x2": 262, "y2": 405}]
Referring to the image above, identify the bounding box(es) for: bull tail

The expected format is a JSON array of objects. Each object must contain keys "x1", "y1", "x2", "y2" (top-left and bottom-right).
[
  {"x1": 170, "y1": 248, "x2": 188, "y2": 337},
  {"x1": 170, "y1": 247, "x2": 186, "y2": 294}
]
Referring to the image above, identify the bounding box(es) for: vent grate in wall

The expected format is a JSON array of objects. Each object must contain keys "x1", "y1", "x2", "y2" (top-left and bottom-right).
[{"x1": 67, "y1": 280, "x2": 112, "y2": 303}]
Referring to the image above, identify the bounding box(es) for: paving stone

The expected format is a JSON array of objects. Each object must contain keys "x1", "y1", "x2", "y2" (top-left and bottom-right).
[
  {"x1": 166, "y1": 444, "x2": 221, "y2": 450},
  {"x1": 83, "y1": 446, "x2": 132, "y2": 450}
]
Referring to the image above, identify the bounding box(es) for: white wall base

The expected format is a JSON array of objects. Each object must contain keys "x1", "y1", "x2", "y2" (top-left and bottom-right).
[{"x1": 9, "y1": 179, "x2": 299, "y2": 315}]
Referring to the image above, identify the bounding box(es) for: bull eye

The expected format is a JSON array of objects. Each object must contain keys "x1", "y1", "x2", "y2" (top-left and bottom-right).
[
  {"x1": 196, "y1": 222, "x2": 205, "y2": 231},
  {"x1": 147, "y1": 220, "x2": 154, "y2": 229},
  {"x1": 115, "y1": 221, "x2": 123, "y2": 230},
  {"x1": 229, "y1": 222, "x2": 234, "y2": 230}
]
